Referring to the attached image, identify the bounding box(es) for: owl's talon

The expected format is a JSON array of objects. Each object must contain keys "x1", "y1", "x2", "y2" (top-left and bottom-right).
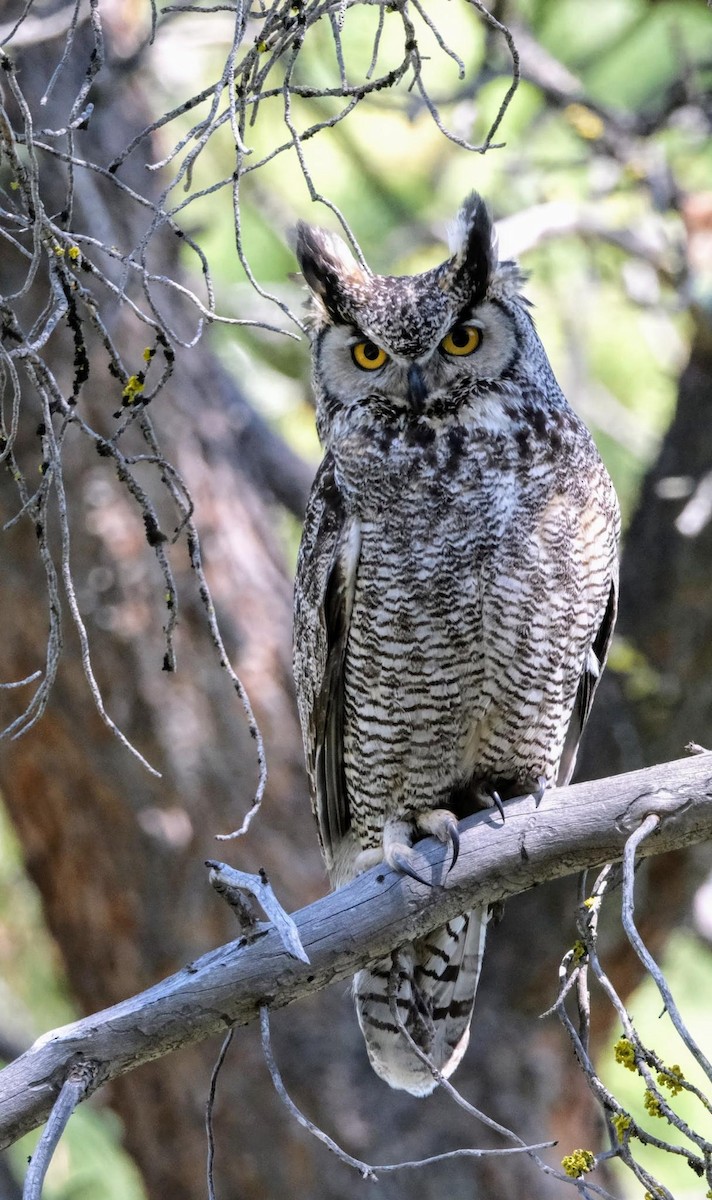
[
  {"x1": 447, "y1": 823, "x2": 460, "y2": 873},
  {"x1": 434, "y1": 815, "x2": 460, "y2": 873},
  {"x1": 491, "y1": 789, "x2": 505, "y2": 824},
  {"x1": 509, "y1": 776, "x2": 546, "y2": 806},
  {"x1": 388, "y1": 849, "x2": 432, "y2": 888},
  {"x1": 472, "y1": 785, "x2": 506, "y2": 822},
  {"x1": 415, "y1": 808, "x2": 461, "y2": 873}
]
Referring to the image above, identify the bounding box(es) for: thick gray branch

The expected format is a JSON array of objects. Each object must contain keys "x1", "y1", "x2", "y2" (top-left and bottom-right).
[{"x1": 1, "y1": 754, "x2": 710, "y2": 1149}]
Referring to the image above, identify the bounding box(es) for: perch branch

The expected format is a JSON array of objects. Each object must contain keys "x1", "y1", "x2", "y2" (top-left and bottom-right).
[{"x1": 0, "y1": 753, "x2": 710, "y2": 1151}]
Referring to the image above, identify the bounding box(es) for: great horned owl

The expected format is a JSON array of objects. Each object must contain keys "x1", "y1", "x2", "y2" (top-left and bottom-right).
[{"x1": 292, "y1": 193, "x2": 620, "y2": 1096}]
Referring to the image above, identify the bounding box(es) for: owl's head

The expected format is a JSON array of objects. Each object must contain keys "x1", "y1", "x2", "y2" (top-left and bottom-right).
[{"x1": 293, "y1": 193, "x2": 532, "y2": 435}]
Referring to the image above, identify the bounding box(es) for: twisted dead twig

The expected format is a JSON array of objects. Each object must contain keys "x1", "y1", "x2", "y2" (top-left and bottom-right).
[{"x1": 206, "y1": 861, "x2": 309, "y2": 961}]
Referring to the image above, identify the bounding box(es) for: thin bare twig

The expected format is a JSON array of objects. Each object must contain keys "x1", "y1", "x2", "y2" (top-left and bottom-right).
[
  {"x1": 205, "y1": 1028, "x2": 235, "y2": 1200},
  {"x1": 22, "y1": 1061, "x2": 97, "y2": 1200},
  {"x1": 259, "y1": 1007, "x2": 553, "y2": 1179}
]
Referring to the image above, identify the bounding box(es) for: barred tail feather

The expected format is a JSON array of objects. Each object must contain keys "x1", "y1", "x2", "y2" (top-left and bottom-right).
[{"x1": 353, "y1": 907, "x2": 489, "y2": 1096}]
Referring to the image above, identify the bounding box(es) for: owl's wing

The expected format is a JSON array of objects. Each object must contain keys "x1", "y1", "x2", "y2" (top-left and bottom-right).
[
  {"x1": 293, "y1": 453, "x2": 360, "y2": 874},
  {"x1": 557, "y1": 571, "x2": 618, "y2": 787}
]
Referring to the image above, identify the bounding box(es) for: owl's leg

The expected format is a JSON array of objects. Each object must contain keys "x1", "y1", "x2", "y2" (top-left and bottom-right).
[{"x1": 353, "y1": 846, "x2": 385, "y2": 874}]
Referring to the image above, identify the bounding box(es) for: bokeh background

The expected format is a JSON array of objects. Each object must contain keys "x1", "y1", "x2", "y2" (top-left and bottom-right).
[{"x1": 1, "y1": 1, "x2": 711, "y2": 1197}]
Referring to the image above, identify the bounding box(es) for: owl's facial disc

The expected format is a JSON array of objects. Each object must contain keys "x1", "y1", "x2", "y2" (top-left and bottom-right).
[
  {"x1": 296, "y1": 193, "x2": 521, "y2": 426},
  {"x1": 349, "y1": 341, "x2": 430, "y2": 413},
  {"x1": 315, "y1": 302, "x2": 522, "y2": 421}
]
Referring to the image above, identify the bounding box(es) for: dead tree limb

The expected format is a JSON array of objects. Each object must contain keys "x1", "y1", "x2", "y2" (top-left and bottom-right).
[{"x1": 1, "y1": 752, "x2": 710, "y2": 1151}]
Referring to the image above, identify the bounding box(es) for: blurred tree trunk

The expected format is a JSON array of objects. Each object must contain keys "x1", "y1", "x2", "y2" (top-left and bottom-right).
[
  {"x1": 1, "y1": 20, "x2": 712, "y2": 1200},
  {"x1": 617, "y1": 311, "x2": 712, "y2": 762},
  {"x1": 573, "y1": 308, "x2": 712, "y2": 1016}
]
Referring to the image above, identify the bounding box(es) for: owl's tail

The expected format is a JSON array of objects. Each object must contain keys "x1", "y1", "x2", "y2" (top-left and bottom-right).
[{"x1": 353, "y1": 906, "x2": 489, "y2": 1096}]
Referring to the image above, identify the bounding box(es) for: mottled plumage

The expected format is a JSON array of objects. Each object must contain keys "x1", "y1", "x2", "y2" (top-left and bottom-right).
[{"x1": 292, "y1": 194, "x2": 620, "y2": 1096}]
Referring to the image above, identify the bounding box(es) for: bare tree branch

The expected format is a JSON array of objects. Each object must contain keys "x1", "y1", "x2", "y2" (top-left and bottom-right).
[{"x1": 0, "y1": 753, "x2": 710, "y2": 1153}]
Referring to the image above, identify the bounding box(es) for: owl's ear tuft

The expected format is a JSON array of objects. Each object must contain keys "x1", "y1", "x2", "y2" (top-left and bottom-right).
[
  {"x1": 446, "y1": 192, "x2": 496, "y2": 302},
  {"x1": 292, "y1": 223, "x2": 366, "y2": 322}
]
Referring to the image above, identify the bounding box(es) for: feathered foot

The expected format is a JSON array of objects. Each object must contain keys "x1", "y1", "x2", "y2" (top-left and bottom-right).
[{"x1": 354, "y1": 809, "x2": 460, "y2": 886}]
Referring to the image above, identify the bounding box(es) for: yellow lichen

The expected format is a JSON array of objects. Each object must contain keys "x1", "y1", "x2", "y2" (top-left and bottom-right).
[
  {"x1": 657, "y1": 1064, "x2": 684, "y2": 1097},
  {"x1": 561, "y1": 1149, "x2": 595, "y2": 1178},
  {"x1": 643, "y1": 1089, "x2": 662, "y2": 1119},
  {"x1": 612, "y1": 1112, "x2": 632, "y2": 1140},
  {"x1": 614, "y1": 1037, "x2": 637, "y2": 1072},
  {"x1": 571, "y1": 940, "x2": 586, "y2": 963},
  {"x1": 122, "y1": 374, "x2": 144, "y2": 403}
]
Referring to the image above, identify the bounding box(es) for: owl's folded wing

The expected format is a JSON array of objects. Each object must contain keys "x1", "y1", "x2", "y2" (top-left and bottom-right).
[
  {"x1": 293, "y1": 452, "x2": 360, "y2": 875},
  {"x1": 557, "y1": 571, "x2": 618, "y2": 788}
]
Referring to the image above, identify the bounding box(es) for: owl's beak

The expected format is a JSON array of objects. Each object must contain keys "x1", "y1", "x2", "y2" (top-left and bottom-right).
[{"x1": 407, "y1": 363, "x2": 428, "y2": 415}]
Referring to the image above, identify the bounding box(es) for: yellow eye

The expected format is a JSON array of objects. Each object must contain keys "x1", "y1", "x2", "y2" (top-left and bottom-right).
[
  {"x1": 440, "y1": 325, "x2": 482, "y2": 356},
  {"x1": 352, "y1": 340, "x2": 388, "y2": 370}
]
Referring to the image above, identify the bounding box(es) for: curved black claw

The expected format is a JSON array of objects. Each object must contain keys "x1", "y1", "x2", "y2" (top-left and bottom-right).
[
  {"x1": 390, "y1": 851, "x2": 432, "y2": 888},
  {"x1": 511, "y1": 776, "x2": 546, "y2": 806},
  {"x1": 446, "y1": 822, "x2": 460, "y2": 874},
  {"x1": 532, "y1": 777, "x2": 546, "y2": 805},
  {"x1": 491, "y1": 789, "x2": 505, "y2": 824}
]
